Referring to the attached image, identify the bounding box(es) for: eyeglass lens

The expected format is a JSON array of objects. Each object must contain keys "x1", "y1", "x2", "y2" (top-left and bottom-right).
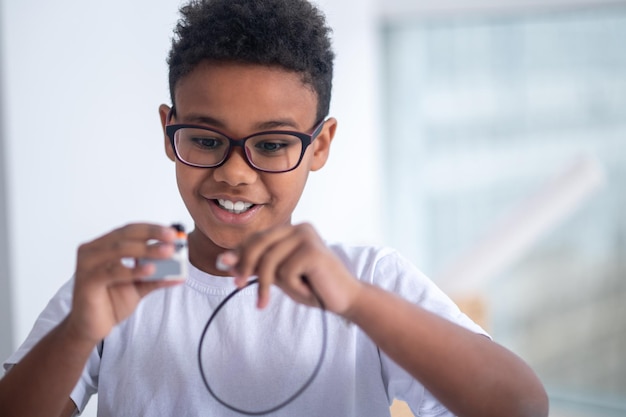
[{"x1": 173, "y1": 128, "x2": 304, "y2": 172}]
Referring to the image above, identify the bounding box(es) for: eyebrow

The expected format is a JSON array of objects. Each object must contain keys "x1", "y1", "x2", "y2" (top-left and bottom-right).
[{"x1": 180, "y1": 113, "x2": 301, "y2": 131}]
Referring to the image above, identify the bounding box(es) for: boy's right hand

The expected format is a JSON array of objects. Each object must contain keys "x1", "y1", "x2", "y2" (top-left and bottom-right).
[{"x1": 66, "y1": 223, "x2": 183, "y2": 344}]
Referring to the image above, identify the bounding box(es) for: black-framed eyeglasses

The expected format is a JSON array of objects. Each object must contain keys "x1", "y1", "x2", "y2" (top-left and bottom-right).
[{"x1": 165, "y1": 116, "x2": 326, "y2": 173}]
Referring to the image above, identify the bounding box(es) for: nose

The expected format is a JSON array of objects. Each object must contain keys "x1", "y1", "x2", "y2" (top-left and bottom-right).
[{"x1": 212, "y1": 147, "x2": 258, "y2": 186}]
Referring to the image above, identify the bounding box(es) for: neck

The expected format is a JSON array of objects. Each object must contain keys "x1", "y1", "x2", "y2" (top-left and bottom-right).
[{"x1": 187, "y1": 228, "x2": 231, "y2": 277}]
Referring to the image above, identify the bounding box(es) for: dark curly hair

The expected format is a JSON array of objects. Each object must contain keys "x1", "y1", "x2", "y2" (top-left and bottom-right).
[{"x1": 167, "y1": 0, "x2": 335, "y2": 121}]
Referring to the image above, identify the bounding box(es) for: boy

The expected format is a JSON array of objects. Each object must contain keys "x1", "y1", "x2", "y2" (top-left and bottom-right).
[{"x1": 0, "y1": 0, "x2": 549, "y2": 416}]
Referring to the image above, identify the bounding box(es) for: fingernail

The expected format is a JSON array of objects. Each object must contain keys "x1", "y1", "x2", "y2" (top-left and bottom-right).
[{"x1": 216, "y1": 251, "x2": 237, "y2": 271}]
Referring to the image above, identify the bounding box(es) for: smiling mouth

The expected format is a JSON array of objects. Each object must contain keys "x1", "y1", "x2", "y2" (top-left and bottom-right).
[{"x1": 216, "y1": 199, "x2": 255, "y2": 214}]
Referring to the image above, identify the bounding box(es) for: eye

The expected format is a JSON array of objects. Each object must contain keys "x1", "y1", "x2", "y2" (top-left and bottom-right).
[
  {"x1": 254, "y1": 141, "x2": 288, "y2": 153},
  {"x1": 190, "y1": 136, "x2": 225, "y2": 150},
  {"x1": 250, "y1": 134, "x2": 302, "y2": 155}
]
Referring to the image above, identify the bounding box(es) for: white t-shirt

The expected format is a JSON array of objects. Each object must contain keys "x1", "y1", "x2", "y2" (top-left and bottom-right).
[{"x1": 4, "y1": 243, "x2": 486, "y2": 417}]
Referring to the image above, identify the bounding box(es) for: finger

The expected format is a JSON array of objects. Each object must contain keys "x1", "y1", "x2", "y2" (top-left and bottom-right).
[
  {"x1": 82, "y1": 223, "x2": 176, "y2": 256},
  {"x1": 77, "y1": 224, "x2": 177, "y2": 274},
  {"x1": 216, "y1": 251, "x2": 242, "y2": 284},
  {"x1": 89, "y1": 223, "x2": 177, "y2": 253},
  {"x1": 254, "y1": 234, "x2": 305, "y2": 309},
  {"x1": 234, "y1": 225, "x2": 293, "y2": 280},
  {"x1": 82, "y1": 257, "x2": 151, "y2": 287},
  {"x1": 79, "y1": 243, "x2": 177, "y2": 287},
  {"x1": 273, "y1": 272, "x2": 316, "y2": 307},
  {"x1": 273, "y1": 244, "x2": 320, "y2": 307}
]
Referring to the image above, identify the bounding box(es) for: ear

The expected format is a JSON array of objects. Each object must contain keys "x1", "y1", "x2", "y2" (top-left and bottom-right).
[
  {"x1": 159, "y1": 104, "x2": 176, "y2": 162},
  {"x1": 310, "y1": 117, "x2": 337, "y2": 172}
]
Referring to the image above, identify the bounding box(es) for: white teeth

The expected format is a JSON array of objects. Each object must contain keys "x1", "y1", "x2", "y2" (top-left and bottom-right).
[
  {"x1": 221, "y1": 199, "x2": 234, "y2": 210},
  {"x1": 217, "y1": 199, "x2": 253, "y2": 214}
]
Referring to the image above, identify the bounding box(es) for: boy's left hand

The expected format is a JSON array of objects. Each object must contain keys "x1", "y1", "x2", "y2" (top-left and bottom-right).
[{"x1": 217, "y1": 223, "x2": 362, "y2": 315}]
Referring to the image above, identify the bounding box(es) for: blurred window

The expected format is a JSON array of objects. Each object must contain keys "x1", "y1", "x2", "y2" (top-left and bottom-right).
[{"x1": 382, "y1": 6, "x2": 626, "y2": 415}]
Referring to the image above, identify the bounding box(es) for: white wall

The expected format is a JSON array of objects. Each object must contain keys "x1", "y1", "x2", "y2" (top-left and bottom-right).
[
  {"x1": 0, "y1": 0, "x2": 381, "y2": 386},
  {"x1": 0, "y1": 8, "x2": 14, "y2": 367}
]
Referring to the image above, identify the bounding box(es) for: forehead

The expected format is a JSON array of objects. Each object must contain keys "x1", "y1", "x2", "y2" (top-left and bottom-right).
[{"x1": 173, "y1": 61, "x2": 319, "y2": 129}]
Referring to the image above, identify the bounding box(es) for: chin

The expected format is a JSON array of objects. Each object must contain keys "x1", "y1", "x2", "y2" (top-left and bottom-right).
[{"x1": 206, "y1": 228, "x2": 253, "y2": 250}]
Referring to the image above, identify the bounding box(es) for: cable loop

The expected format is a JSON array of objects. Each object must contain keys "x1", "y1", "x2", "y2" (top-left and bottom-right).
[{"x1": 198, "y1": 278, "x2": 328, "y2": 415}]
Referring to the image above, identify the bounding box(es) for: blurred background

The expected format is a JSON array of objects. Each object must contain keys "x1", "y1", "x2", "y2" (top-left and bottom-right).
[{"x1": 1, "y1": 0, "x2": 625, "y2": 416}]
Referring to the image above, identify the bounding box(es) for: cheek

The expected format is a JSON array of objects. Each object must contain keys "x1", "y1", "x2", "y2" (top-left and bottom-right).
[
  {"x1": 175, "y1": 164, "x2": 189, "y2": 193},
  {"x1": 175, "y1": 164, "x2": 203, "y2": 202},
  {"x1": 271, "y1": 172, "x2": 310, "y2": 209}
]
